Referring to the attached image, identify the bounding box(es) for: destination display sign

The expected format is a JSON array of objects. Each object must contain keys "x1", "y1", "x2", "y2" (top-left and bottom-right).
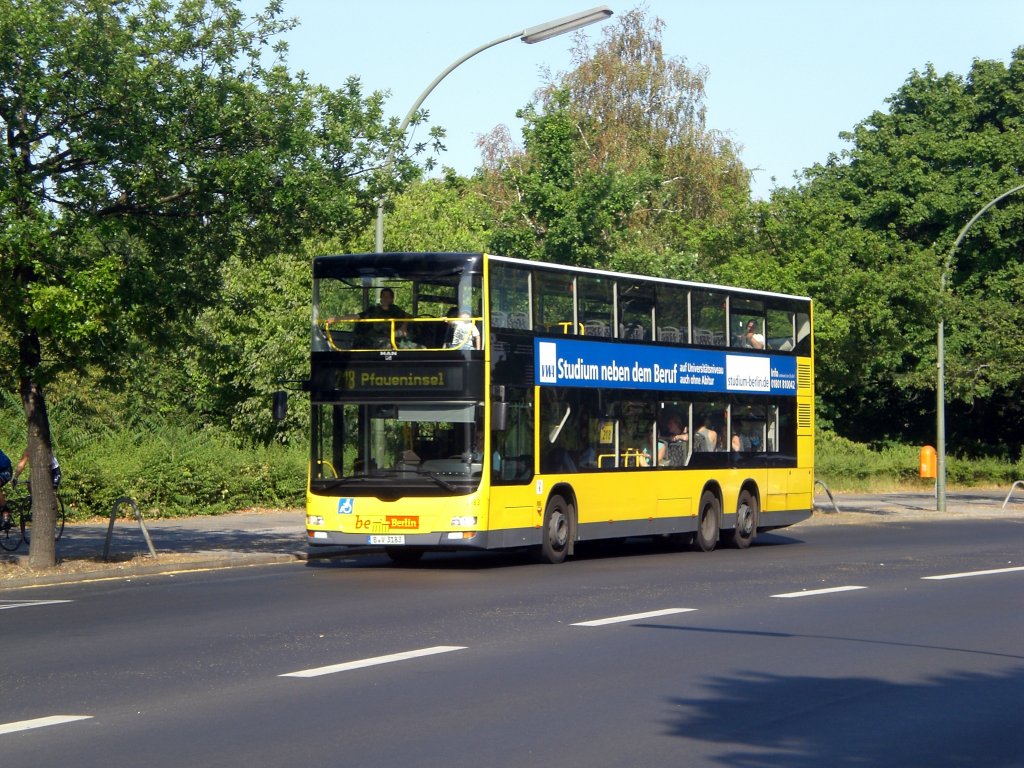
[
  {"x1": 311, "y1": 362, "x2": 475, "y2": 396},
  {"x1": 534, "y1": 338, "x2": 798, "y2": 396}
]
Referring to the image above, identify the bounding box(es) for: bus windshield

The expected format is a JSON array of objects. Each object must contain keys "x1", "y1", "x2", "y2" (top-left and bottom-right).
[
  {"x1": 312, "y1": 400, "x2": 485, "y2": 495},
  {"x1": 313, "y1": 254, "x2": 483, "y2": 353}
]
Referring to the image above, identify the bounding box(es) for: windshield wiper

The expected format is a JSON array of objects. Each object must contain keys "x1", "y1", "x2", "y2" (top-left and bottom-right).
[
  {"x1": 420, "y1": 472, "x2": 458, "y2": 492},
  {"x1": 313, "y1": 478, "x2": 360, "y2": 490}
]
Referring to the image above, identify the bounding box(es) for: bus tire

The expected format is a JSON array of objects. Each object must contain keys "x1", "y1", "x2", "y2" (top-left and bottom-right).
[
  {"x1": 539, "y1": 494, "x2": 572, "y2": 564},
  {"x1": 729, "y1": 490, "x2": 758, "y2": 549},
  {"x1": 694, "y1": 490, "x2": 720, "y2": 552}
]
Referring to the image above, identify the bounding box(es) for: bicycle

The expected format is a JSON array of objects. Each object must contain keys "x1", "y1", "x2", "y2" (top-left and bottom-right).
[{"x1": 0, "y1": 480, "x2": 66, "y2": 552}]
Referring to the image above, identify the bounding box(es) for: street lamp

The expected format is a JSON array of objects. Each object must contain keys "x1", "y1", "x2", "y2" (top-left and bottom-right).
[
  {"x1": 936, "y1": 181, "x2": 1024, "y2": 512},
  {"x1": 375, "y1": 6, "x2": 614, "y2": 252}
]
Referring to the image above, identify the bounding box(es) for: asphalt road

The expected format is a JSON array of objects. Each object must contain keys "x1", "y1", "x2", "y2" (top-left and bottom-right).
[{"x1": 2, "y1": 517, "x2": 1023, "y2": 767}]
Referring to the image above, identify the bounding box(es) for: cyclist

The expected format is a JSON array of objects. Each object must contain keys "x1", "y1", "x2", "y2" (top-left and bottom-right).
[
  {"x1": 0, "y1": 448, "x2": 12, "y2": 531},
  {"x1": 13, "y1": 448, "x2": 61, "y2": 490}
]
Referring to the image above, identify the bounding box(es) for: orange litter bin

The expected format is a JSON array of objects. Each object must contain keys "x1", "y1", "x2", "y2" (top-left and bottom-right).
[{"x1": 919, "y1": 445, "x2": 937, "y2": 479}]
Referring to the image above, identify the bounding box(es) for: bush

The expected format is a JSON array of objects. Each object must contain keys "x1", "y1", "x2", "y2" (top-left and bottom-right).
[
  {"x1": 815, "y1": 428, "x2": 1024, "y2": 491},
  {"x1": 62, "y1": 423, "x2": 307, "y2": 519}
]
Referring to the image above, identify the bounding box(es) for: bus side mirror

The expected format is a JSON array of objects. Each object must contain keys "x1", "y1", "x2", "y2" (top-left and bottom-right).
[
  {"x1": 272, "y1": 391, "x2": 288, "y2": 422},
  {"x1": 491, "y1": 401, "x2": 508, "y2": 432}
]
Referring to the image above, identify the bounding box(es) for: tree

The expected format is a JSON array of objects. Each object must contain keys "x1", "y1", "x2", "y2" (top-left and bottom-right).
[
  {"x1": 0, "y1": 0, "x2": 401, "y2": 567},
  {"x1": 703, "y1": 48, "x2": 1024, "y2": 453},
  {"x1": 478, "y1": 7, "x2": 749, "y2": 273}
]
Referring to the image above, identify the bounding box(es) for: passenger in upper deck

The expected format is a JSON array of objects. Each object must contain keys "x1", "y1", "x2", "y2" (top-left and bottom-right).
[
  {"x1": 743, "y1": 320, "x2": 765, "y2": 349},
  {"x1": 445, "y1": 307, "x2": 481, "y2": 350},
  {"x1": 328, "y1": 287, "x2": 409, "y2": 347}
]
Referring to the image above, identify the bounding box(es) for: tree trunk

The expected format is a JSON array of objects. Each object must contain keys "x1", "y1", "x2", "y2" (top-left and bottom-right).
[{"x1": 20, "y1": 333, "x2": 58, "y2": 569}]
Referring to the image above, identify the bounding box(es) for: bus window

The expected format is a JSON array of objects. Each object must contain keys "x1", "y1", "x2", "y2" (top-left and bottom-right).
[
  {"x1": 490, "y1": 262, "x2": 531, "y2": 331},
  {"x1": 655, "y1": 283, "x2": 688, "y2": 343},
  {"x1": 534, "y1": 270, "x2": 577, "y2": 335},
  {"x1": 578, "y1": 275, "x2": 613, "y2": 338},
  {"x1": 693, "y1": 402, "x2": 727, "y2": 452},
  {"x1": 731, "y1": 297, "x2": 766, "y2": 349},
  {"x1": 657, "y1": 402, "x2": 691, "y2": 467},
  {"x1": 619, "y1": 281, "x2": 655, "y2": 340},
  {"x1": 765, "y1": 306, "x2": 796, "y2": 351},
  {"x1": 492, "y1": 387, "x2": 534, "y2": 484},
  {"x1": 692, "y1": 290, "x2": 727, "y2": 346},
  {"x1": 795, "y1": 309, "x2": 812, "y2": 356},
  {"x1": 618, "y1": 399, "x2": 656, "y2": 467},
  {"x1": 731, "y1": 402, "x2": 767, "y2": 452}
]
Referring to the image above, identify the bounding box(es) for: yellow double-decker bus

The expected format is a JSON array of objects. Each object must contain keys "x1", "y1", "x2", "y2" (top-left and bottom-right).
[{"x1": 298, "y1": 252, "x2": 813, "y2": 563}]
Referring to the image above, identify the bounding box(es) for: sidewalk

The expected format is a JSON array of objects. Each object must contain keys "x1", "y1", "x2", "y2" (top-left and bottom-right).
[
  {"x1": 0, "y1": 508, "x2": 328, "y2": 590},
  {"x1": 2, "y1": 490, "x2": 1023, "y2": 589}
]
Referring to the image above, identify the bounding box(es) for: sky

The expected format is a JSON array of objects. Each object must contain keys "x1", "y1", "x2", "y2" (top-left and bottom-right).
[{"x1": 246, "y1": 0, "x2": 1024, "y2": 199}]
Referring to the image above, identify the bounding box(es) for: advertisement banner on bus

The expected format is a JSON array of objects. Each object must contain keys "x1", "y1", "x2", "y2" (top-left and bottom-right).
[{"x1": 535, "y1": 338, "x2": 797, "y2": 395}]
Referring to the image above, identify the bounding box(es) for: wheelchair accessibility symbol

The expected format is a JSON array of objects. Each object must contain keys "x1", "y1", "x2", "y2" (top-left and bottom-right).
[{"x1": 337, "y1": 497, "x2": 354, "y2": 515}]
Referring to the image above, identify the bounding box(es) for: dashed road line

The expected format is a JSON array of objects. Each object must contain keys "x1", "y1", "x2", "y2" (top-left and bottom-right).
[
  {"x1": 0, "y1": 600, "x2": 72, "y2": 611},
  {"x1": 571, "y1": 608, "x2": 698, "y2": 627},
  {"x1": 771, "y1": 586, "x2": 867, "y2": 599},
  {"x1": 0, "y1": 715, "x2": 92, "y2": 735},
  {"x1": 280, "y1": 645, "x2": 467, "y2": 678},
  {"x1": 923, "y1": 566, "x2": 1024, "y2": 580}
]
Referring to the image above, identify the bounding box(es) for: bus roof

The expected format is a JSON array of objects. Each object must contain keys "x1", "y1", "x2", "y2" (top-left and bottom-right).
[
  {"x1": 485, "y1": 253, "x2": 812, "y2": 304},
  {"x1": 312, "y1": 252, "x2": 810, "y2": 304}
]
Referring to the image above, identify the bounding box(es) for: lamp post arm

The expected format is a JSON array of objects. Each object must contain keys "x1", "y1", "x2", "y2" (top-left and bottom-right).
[
  {"x1": 941, "y1": 182, "x2": 1024, "y2": 291},
  {"x1": 374, "y1": 31, "x2": 522, "y2": 253},
  {"x1": 936, "y1": 180, "x2": 1024, "y2": 512},
  {"x1": 373, "y1": 6, "x2": 613, "y2": 252},
  {"x1": 398, "y1": 32, "x2": 522, "y2": 136}
]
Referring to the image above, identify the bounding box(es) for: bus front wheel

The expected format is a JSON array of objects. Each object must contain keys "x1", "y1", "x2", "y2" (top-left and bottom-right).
[
  {"x1": 539, "y1": 494, "x2": 572, "y2": 564},
  {"x1": 694, "y1": 490, "x2": 720, "y2": 552}
]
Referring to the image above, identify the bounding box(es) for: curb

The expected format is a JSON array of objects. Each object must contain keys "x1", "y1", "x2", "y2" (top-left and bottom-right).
[{"x1": 0, "y1": 546, "x2": 355, "y2": 592}]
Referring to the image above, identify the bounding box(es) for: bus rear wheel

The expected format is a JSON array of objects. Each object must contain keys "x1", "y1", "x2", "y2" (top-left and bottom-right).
[
  {"x1": 539, "y1": 494, "x2": 572, "y2": 564},
  {"x1": 728, "y1": 490, "x2": 758, "y2": 549},
  {"x1": 694, "y1": 490, "x2": 720, "y2": 552}
]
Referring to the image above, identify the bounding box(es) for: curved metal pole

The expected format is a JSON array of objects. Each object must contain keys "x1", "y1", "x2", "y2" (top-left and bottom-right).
[
  {"x1": 374, "y1": 31, "x2": 520, "y2": 253},
  {"x1": 936, "y1": 182, "x2": 1024, "y2": 512},
  {"x1": 373, "y1": 7, "x2": 614, "y2": 252}
]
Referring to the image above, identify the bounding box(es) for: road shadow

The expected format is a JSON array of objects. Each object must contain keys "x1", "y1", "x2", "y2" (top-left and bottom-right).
[
  {"x1": 305, "y1": 532, "x2": 805, "y2": 571},
  {"x1": 650, "y1": 625, "x2": 1024, "y2": 766}
]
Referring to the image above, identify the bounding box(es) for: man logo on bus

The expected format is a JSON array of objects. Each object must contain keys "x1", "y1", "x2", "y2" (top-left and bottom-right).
[
  {"x1": 337, "y1": 497, "x2": 354, "y2": 515},
  {"x1": 539, "y1": 342, "x2": 558, "y2": 384}
]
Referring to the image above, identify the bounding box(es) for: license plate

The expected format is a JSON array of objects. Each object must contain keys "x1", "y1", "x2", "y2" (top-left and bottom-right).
[{"x1": 369, "y1": 535, "x2": 405, "y2": 545}]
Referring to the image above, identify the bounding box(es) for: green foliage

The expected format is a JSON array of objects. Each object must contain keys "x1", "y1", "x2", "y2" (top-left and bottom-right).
[
  {"x1": 703, "y1": 48, "x2": 1024, "y2": 455},
  {"x1": 67, "y1": 421, "x2": 306, "y2": 519},
  {"x1": 814, "y1": 429, "x2": 1024, "y2": 491},
  {"x1": 188, "y1": 245, "x2": 314, "y2": 445},
  {"x1": 477, "y1": 7, "x2": 749, "y2": 273},
  {"x1": 0, "y1": 1, "x2": 412, "y2": 563},
  {"x1": 377, "y1": 176, "x2": 491, "y2": 253}
]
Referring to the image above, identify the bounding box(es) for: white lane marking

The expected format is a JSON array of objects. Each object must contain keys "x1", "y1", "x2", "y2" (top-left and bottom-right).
[
  {"x1": 0, "y1": 715, "x2": 92, "y2": 735},
  {"x1": 923, "y1": 566, "x2": 1024, "y2": 580},
  {"x1": 572, "y1": 608, "x2": 697, "y2": 627},
  {"x1": 280, "y1": 645, "x2": 467, "y2": 678},
  {"x1": 0, "y1": 600, "x2": 72, "y2": 611},
  {"x1": 772, "y1": 586, "x2": 867, "y2": 598}
]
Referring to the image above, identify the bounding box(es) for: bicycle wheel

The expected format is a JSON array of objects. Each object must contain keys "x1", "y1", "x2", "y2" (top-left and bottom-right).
[
  {"x1": 0, "y1": 505, "x2": 22, "y2": 551},
  {"x1": 55, "y1": 493, "x2": 66, "y2": 541},
  {"x1": 21, "y1": 496, "x2": 65, "y2": 544}
]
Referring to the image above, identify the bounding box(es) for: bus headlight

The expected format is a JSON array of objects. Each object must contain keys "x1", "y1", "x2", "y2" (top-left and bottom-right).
[
  {"x1": 450, "y1": 516, "x2": 477, "y2": 527},
  {"x1": 307, "y1": 515, "x2": 325, "y2": 527}
]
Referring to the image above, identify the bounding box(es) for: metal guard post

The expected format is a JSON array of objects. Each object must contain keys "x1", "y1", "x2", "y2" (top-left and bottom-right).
[
  {"x1": 1002, "y1": 481, "x2": 1024, "y2": 510},
  {"x1": 103, "y1": 496, "x2": 157, "y2": 561},
  {"x1": 814, "y1": 479, "x2": 841, "y2": 514}
]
